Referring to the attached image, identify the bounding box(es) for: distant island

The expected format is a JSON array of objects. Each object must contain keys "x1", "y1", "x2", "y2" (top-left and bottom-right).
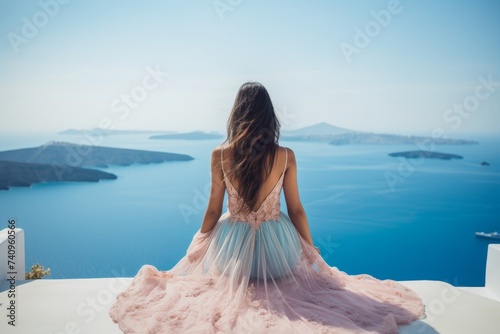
[
  {"x1": 59, "y1": 129, "x2": 224, "y2": 141},
  {"x1": 388, "y1": 151, "x2": 463, "y2": 160},
  {"x1": 150, "y1": 131, "x2": 223, "y2": 140},
  {"x1": 60, "y1": 123, "x2": 479, "y2": 146},
  {"x1": 59, "y1": 129, "x2": 175, "y2": 136},
  {"x1": 0, "y1": 142, "x2": 193, "y2": 168},
  {"x1": 0, "y1": 160, "x2": 117, "y2": 190},
  {"x1": 282, "y1": 122, "x2": 353, "y2": 138},
  {"x1": 0, "y1": 142, "x2": 194, "y2": 190},
  {"x1": 59, "y1": 122, "x2": 479, "y2": 145},
  {"x1": 281, "y1": 122, "x2": 478, "y2": 146}
]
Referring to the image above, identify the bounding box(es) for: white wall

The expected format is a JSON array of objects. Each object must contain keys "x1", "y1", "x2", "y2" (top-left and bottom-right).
[
  {"x1": 486, "y1": 243, "x2": 500, "y2": 299},
  {"x1": 0, "y1": 228, "x2": 25, "y2": 281}
]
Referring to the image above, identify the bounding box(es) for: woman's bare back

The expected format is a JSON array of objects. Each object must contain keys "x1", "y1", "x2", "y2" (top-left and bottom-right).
[{"x1": 221, "y1": 145, "x2": 288, "y2": 212}]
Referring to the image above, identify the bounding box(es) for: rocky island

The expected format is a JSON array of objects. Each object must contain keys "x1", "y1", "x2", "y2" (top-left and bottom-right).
[
  {"x1": 388, "y1": 151, "x2": 464, "y2": 160},
  {"x1": 328, "y1": 132, "x2": 477, "y2": 146},
  {"x1": 0, "y1": 160, "x2": 117, "y2": 190},
  {"x1": 0, "y1": 142, "x2": 194, "y2": 190},
  {"x1": 150, "y1": 131, "x2": 223, "y2": 140},
  {"x1": 0, "y1": 142, "x2": 193, "y2": 168},
  {"x1": 281, "y1": 123, "x2": 478, "y2": 146}
]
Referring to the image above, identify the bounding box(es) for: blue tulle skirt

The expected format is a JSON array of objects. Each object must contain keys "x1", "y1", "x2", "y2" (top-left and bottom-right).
[{"x1": 213, "y1": 211, "x2": 301, "y2": 279}]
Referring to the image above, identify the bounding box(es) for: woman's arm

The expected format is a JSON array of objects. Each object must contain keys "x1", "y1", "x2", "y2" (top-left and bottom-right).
[
  {"x1": 200, "y1": 147, "x2": 226, "y2": 233},
  {"x1": 282, "y1": 148, "x2": 315, "y2": 247}
]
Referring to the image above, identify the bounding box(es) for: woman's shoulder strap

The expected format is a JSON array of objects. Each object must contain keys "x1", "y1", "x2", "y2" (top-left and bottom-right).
[
  {"x1": 220, "y1": 146, "x2": 226, "y2": 177},
  {"x1": 282, "y1": 147, "x2": 288, "y2": 174}
]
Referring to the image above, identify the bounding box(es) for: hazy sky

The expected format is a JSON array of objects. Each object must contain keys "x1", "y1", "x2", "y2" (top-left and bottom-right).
[{"x1": 1, "y1": 0, "x2": 499, "y2": 136}]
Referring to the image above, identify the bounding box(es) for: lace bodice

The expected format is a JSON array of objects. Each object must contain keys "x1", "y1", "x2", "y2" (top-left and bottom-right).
[{"x1": 221, "y1": 148, "x2": 288, "y2": 229}]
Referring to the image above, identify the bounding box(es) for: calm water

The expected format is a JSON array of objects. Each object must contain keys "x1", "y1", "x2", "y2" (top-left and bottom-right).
[{"x1": 1, "y1": 133, "x2": 499, "y2": 286}]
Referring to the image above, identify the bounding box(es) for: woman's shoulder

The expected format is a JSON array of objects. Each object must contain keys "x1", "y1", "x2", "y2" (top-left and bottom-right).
[
  {"x1": 277, "y1": 145, "x2": 295, "y2": 159},
  {"x1": 209, "y1": 146, "x2": 226, "y2": 165},
  {"x1": 212, "y1": 145, "x2": 223, "y2": 153},
  {"x1": 277, "y1": 146, "x2": 296, "y2": 170},
  {"x1": 212, "y1": 144, "x2": 230, "y2": 155}
]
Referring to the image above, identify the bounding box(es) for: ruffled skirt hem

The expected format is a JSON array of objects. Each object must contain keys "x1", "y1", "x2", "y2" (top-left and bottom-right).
[{"x1": 109, "y1": 212, "x2": 425, "y2": 333}]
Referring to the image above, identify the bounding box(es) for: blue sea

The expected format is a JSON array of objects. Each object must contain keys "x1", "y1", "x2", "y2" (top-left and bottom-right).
[{"x1": 1, "y1": 133, "x2": 499, "y2": 286}]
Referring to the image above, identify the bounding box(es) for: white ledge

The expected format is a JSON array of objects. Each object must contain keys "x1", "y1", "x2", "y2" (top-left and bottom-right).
[
  {"x1": 0, "y1": 278, "x2": 499, "y2": 333},
  {"x1": 1, "y1": 229, "x2": 499, "y2": 333}
]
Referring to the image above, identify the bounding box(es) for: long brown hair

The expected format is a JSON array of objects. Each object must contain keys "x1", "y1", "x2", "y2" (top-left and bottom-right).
[{"x1": 224, "y1": 82, "x2": 280, "y2": 212}]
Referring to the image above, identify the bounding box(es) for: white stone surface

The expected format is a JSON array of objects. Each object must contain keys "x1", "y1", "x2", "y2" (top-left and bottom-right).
[
  {"x1": 0, "y1": 277, "x2": 130, "y2": 334},
  {"x1": 1, "y1": 278, "x2": 500, "y2": 333},
  {"x1": 400, "y1": 280, "x2": 500, "y2": 334}
]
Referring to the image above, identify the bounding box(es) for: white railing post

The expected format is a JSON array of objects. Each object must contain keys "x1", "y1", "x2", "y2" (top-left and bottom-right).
[
  {"x1": 485, "y1": 243, "x2": 500, "y2": 298},
  {"x1": 0, "y1": 228, "x2": 25, "y2": 281}
]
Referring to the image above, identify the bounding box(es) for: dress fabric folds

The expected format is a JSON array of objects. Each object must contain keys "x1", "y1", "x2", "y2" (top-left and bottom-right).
[{"x1": 109, "y1": 149, "x2": 425, "y2": 333}]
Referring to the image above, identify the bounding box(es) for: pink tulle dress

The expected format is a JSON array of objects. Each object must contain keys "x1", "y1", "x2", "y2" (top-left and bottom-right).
[{"x1": 109, "y1": 148, "x2": 425, "y2": 333}]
